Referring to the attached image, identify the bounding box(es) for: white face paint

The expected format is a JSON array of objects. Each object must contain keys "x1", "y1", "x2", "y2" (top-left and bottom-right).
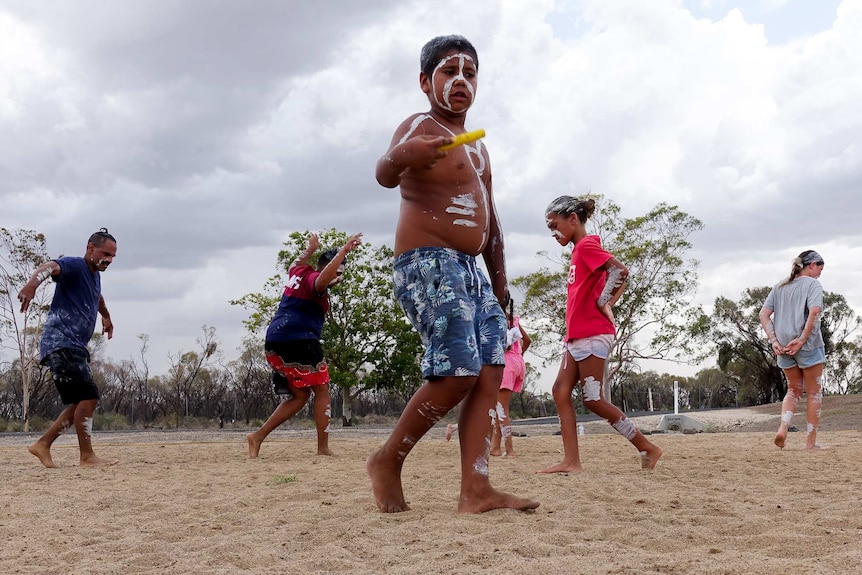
[
  {"x1": 431, "y1": 53, "x2": 476, "y2": 114},
  {"x1": 324, "y1": 405, "x2": 331, "y2": 418},
  {"x1": 781, "y1": 411, "x2": 794, "y2": 424},
  {"x1": 807, "y1": 423, "x2": 816, "y2": 433},
  {"x1": 418, "y1": 401, "x2": 446, "y2": 424},
  {"x1": 396, "y1": 113, "x2": 491, "y2": 251},
  {"x1": 612, "y1": 417, "x2": 637, "y2": 440},
  {"x1": 495, "y1": 402, "x2": 506, "y2": 422},
  {"x1": 582, "y1": 376, "x2": 602, "y2": 402},
  {"x1": 82, "y1": 417, "x2": 93, "y2": 439},
  {"x1": 397, "y1": 114, "x2": 431, "y2": 145},
  {"x1": 453, "y1": 219, "x2": 478, "y2": 228},
  {"x1": 397, "y1": 436, "x2": 416, "y2": 460},
  {"x1": 446, "y1": 194, "x2": 477, "y2": 217},
  {"x1": 598, "y1": 267, "x2": 624, "y2": 307},
  {"x1": 473, "y1": 437, "x2": 491, "y2": 476},
  {"x1": 36, "y1": 269, "x2": 52, "y2": 283}
]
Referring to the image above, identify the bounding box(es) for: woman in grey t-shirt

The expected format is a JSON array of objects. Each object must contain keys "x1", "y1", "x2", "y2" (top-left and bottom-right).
[{"x1": 758, "y1": 250, "x2": 826, "y2": 450}]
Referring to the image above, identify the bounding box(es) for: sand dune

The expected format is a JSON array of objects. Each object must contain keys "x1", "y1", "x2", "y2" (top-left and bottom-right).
[{"x1": 1, "y1": 407, "x2": 860, "y2": 575}]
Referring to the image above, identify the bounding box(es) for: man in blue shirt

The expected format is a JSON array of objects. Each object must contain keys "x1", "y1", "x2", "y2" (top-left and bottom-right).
[{"x1": 18, "y1": 228, "x2": 117, "y2": 468}]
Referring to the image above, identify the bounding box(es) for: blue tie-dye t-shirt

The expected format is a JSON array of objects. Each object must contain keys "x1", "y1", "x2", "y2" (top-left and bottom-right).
[{"x1": 39, "y1": 257, "x2": 101, "y2": 360}]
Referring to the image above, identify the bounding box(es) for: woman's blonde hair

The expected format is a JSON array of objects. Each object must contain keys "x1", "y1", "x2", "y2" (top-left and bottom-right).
[{"x1": 780, "y1": 250, "x2": 824, "y2": 287}]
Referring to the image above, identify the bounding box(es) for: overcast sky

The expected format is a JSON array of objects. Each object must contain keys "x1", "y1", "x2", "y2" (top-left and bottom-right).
[{"x1": 2, "y1": 0, "x2": 859, "y2": 392}]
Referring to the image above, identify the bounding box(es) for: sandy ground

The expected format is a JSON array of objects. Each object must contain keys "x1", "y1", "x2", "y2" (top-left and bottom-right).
[{"x1": 1, "y1": 406, "x2": 860, "y2": 575}]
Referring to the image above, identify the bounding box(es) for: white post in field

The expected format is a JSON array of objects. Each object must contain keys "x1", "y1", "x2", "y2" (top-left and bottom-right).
[
  {"x1": 648, "y1": 388, "x2": 654, "y2": 412},
  {"x1": 673, "y1": 380, "x2": 679, "y2": 415}
]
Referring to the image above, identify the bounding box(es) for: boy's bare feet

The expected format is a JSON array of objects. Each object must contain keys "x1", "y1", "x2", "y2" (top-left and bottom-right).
[
  {"x1": 538, "y1": 461, "x2": 583, "y2": 474},
  {"x1": 317, "y1": 447, "x2": 333, "y2": 456},
  {"x1": 639, "y1": 445, "x2": 663, "y2": 469},
  {"x1": 805, "y1": 442, "x2": 828, "y2": 450},
  {"x1": 367, "y1": 449, "x2": 409, "y2": 513},
  {"x1": 458, "y1": 486, "x2": 539, "y2": 514},
  {"x1": 774, "y1": 430, "x2": 787, "y2": 449},
  {"x1": 80, "y1": 455, "x2": 118, "y2": 468},
  {"x1": 28, "y1": 442, "x2": 57, "y2": 468},
  {"x1": 247, "y1": 433, "x2": 262, "y2": 458},
  {"x1": 490, "y1": 447, "x2": 503, "y2": 456}
]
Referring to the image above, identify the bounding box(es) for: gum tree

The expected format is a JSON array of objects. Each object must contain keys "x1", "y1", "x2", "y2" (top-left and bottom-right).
[{"x1": 0, "y1": 228, "x2": 52, "y2": 431}]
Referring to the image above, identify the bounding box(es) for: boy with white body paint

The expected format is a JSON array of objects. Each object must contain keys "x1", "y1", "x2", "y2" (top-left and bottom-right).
[
  {"x1": 368, "y1": 35, "x2": 538, "y2": 513},
  {"x1": 758, "y1": 250, "x2": 827, "y2": 450},
  {"x1": 247, "y1": 232, "x2": 362, "y2": 459},
  {"x1": 541, "y1": 197, "x2": 662, "y2": 473},
  {"x1": 18, "y1": 228, "x2": 117, "y2": 468}
]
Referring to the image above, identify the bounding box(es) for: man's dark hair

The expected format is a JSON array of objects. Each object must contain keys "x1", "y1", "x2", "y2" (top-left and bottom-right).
[
  {"x1": 317, "y1": 249, "x2": 343, "y2": 269},
  {"x1": 420, "y1": 35, "x2": 479, "y2": 76},
  {"x1": 88, "y1": 227, "x2": 116, "y2": 246}
]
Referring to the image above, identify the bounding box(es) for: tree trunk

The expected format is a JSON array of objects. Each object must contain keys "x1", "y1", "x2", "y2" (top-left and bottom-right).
[
  {"x1": 341, "y1": 392, "x2": 353, "y2": 427},
  {"x1": 21, "y1": 353, "x2": 31, "y2": 433}
]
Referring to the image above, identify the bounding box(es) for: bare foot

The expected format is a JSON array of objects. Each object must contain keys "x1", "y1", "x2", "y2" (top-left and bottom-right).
[
  {"x1": 774, "y1": 431, "x2": 787, "y2": 449},
  {"x1": 490, "y1": 447, "x2": 503, "y2": 457},
  {"x1": 445, "y1": 424, "x2": 455, "y2": 442},
  {"x1": 538, "y1": 461, "x2": 583, "y2": 474},
  {"x1": 247, "y1": 433, "x2": 262, "y2": 458},
  {"x1": 79, "y1": 455, "x2": 118, "y2": 468},
  {"x1": 805, "y1": 442, "x2": 828, "y2": 450},
  {"x1": 367, "y1": 449, "x2": 409, "y2": 513},
  {"x1": 28, "y1": 442, "x2": 57, "y2": 468},
  {"x1": 317, "y1": 447, "x2": 333, "y2": 456},
  {"x1": 458, "y1": 486, "x2": 540, "y2": 513},
  {"x1": 640, "y1": 445, "x2": 663, "y2": 469}
]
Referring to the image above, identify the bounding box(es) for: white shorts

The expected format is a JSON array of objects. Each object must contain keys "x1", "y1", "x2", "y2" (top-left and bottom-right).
[{"x1": 565, "y1": 334, "x2": 614, "y2": 361}]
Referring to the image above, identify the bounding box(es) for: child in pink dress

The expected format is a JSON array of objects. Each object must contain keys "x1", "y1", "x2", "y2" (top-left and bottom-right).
[{"x1": 490, "y1": 301, "x2": 531, "y2": 456}]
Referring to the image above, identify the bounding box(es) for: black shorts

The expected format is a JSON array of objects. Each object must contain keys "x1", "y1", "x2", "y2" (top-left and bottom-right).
[
  {"x1": 264, "y1": 340, "x2": 329, "y2": 390},
  {"x1": 41, "y1": 348, "x2": 100, "y2": 404}
]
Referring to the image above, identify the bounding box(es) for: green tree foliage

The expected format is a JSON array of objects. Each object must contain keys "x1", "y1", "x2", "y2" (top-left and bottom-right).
[
  {"x1": 820, "y1": 293, "x2": 862, "y2": 394},
  {"x1": 613, "y1": 369, "x2": 686, "y2": 412},
  {"x1": 96, "y1": 334, "x2": 162, "y2": 426},
  {"x1": 703, "y1": 287, "x2": 784, "y2": 405},
  {"x1": 684, "y1": 368, "x2": 740, "y2": 409},
  {"x1": 0, "y1": 228, "x2": 52, "y2": 431},
  {"x1": 231, "y1": 229, "x2": 423, "y2": 423},
  {"x1": 223, "y1": 336, "x2": 272, "y2": 424},
  {"x1": 154, "y1": 325, "x2": 221, "y2": 426},
  {"x1": 513, "y1": 199, "x2": 704, "y2": 403}
]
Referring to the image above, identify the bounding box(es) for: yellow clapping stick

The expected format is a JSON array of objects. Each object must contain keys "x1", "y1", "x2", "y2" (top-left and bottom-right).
[{"x1": 438, "y1": 129, "x2": 486, "y2": 151}]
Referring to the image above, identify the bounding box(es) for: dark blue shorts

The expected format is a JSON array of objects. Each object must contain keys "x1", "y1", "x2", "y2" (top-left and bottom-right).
[
  {"x1": 393, "y1": 247, "x2": 507, "y2": 379},
  {"x1": 41, "y1": 348, "x2": 100, "y2": 404}
]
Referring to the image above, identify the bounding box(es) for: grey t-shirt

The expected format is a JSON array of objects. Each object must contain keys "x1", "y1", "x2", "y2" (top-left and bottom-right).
[{"x1": 763, "y1": 276, "x2": 824, "y2": 351}]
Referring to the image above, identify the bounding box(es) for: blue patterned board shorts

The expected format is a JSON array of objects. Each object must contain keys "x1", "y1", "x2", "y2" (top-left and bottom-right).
[{"x1": 393, "y1": 247, "x2": 507, "y2": 379}]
